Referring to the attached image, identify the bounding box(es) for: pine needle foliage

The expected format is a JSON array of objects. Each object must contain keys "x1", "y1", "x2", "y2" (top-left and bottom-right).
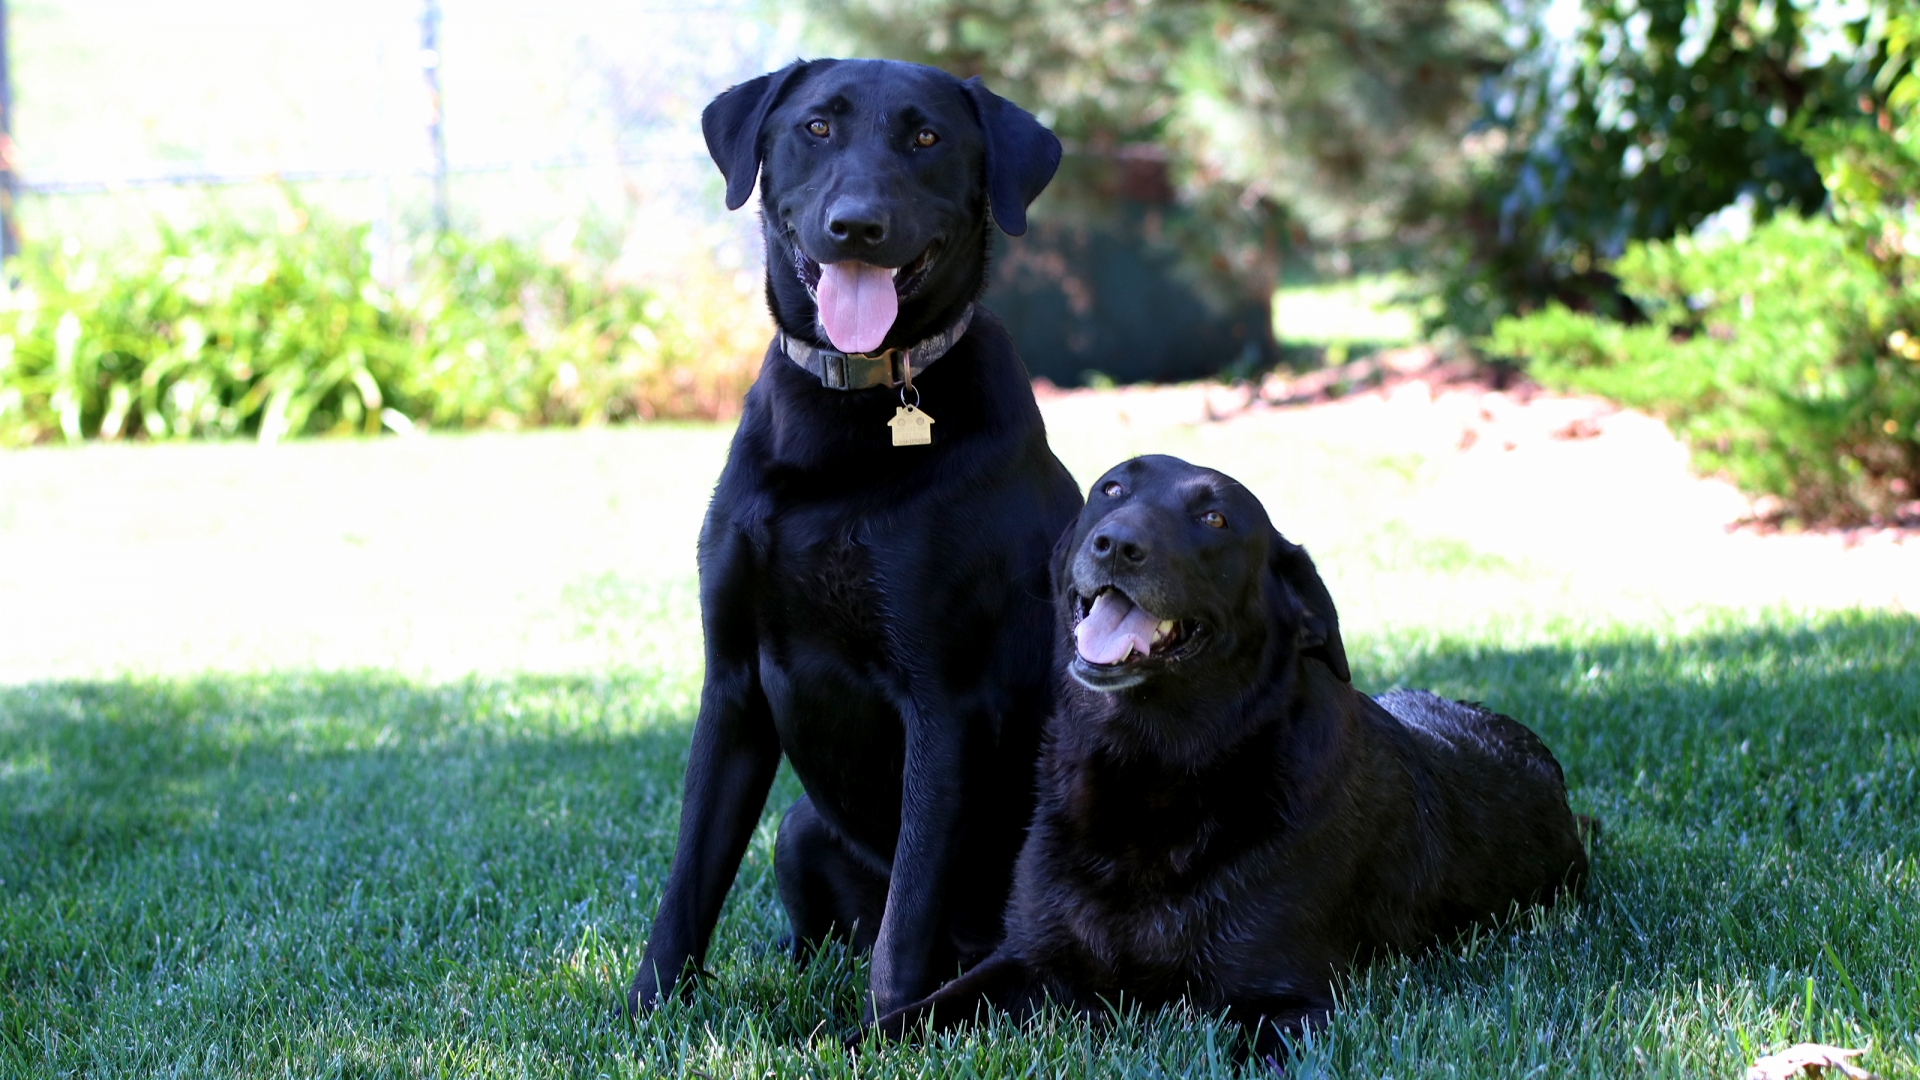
[{"x1": 802, "y1": 0, "x2": 1507, "y2": 292}]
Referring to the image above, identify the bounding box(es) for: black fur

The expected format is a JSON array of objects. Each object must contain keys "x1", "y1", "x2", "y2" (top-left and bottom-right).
[
  {"x1": 629, "y1": 59, "x2": 1080, "y2": 1020},
  {"x1": 872, "y1": 455, "x2": 1591, "y2": 1054}
]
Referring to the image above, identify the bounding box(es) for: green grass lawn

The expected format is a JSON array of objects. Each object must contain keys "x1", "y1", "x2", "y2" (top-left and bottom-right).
[
  {"x1": 3, "y1": 419, "x2": 1917, "y2": 1078},
  {"x1": 1272, "y1": 274, "x2": 1425, "y2": 354}
]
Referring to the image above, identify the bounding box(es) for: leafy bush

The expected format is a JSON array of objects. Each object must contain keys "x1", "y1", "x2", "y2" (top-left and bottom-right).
[
  {"x1": 1491, "y1": 216, "x2": 1920, "y2": 525},
  {"x1": 1430, "y1": 0, "x2": 1888, "y2": 338},
  {"x1": 0, "y1": 199, "x2": 766, "y2": 445},
  {"x1": 1797, "y1": 11, "x2": 1920, "y2": 285},
  {"x1": 1490, "y1": 11, "x2": 1920, "y2": 527}
]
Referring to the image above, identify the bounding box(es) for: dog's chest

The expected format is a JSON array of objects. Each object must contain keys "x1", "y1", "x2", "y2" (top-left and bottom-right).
[
  {"x1": 1034, "y1": 853, "x2": 1262, "y2": 1005},
  {"x1": 1032, "y1": 755, "x2": 1286, "y2": 982},
  {"x1": 762, "y1": 522, "x2": 890, "y2": 656},
  {"x1": 1056, "y1": 790, "x2": 1228, "y2": 968}
]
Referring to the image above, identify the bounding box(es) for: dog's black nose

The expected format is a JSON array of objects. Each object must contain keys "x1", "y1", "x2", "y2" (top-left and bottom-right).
[
  {"x1": 1088, "y1": 523, "x2": 1147, "y2": 567},
  {"x1": 825, "y1": 198, "x2": 889, "y2": 248}
]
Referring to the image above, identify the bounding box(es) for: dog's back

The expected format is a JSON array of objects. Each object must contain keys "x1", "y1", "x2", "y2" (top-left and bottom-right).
[{"x1": 1373, "y1": 689, "x2": 1590, "y2": 933}]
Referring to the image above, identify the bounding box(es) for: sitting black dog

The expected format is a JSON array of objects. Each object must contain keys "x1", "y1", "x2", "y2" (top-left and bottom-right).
[
  {"x1": 628, "y1": 59, "x2": 1083, "y2": 1020},
  {"x1": 873, "y1": 455, "x2": 1591, "y2": 1051}
]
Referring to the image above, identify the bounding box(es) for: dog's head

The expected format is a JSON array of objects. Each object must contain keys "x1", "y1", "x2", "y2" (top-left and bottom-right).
[
  {"x1": 702, "y1": 59, "x2": 1061, "y2": 356},
  {"x1": 1054, "y1": 455, "x2": 1349, "y2": 704}
]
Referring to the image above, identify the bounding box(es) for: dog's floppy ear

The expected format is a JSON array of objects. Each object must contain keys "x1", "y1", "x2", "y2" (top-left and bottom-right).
[
  {"x1": 703, "y1": 60, "x2": 817, "y2": 211},
  {"x1": 1269, "y1": 531, "x2": 1350, "y2": 683},
  {"x1": 959, "y1": 77, "x2": 1062, "y2": 236}
]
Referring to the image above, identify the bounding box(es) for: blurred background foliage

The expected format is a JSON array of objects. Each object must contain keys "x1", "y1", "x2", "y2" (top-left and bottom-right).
[
  {"x1": 804, "y1": 0, "x2": 1507, "y2": 304},
  {"x1": 0, "y1": 195, "x2": 765, "y2": 446},
  {"x1": 3, "y1": 0, "x2": 1918, "y2": 523},
  {"x1": 806, "y1": 0, "x2": 1897, "y2": 328},
  {"x1": 1491, "y1": 215, "x2": 1919, "y2": 524},
  {"x1": 807, "y1": 0, "x2": 1916, "y2": 524},
  {"x1": 1491, "y1": 5, "x2": 1920, "y2": 525},
  {"x1": 1445, "y1": 0, "x2": 1892, "y2": 334}
]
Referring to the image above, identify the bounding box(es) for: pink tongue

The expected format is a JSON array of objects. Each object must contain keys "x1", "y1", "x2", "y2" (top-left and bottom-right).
[
  {"x1": 816, "y1": 261, "x2": 899, "y2": 353},
  {"x1": 1074, "y1": 591, "x2": 1160, "y2": 665}
]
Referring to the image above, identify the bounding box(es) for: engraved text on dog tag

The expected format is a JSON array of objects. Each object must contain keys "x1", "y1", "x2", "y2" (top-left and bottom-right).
[{"x1": 888, "y1": 405, "x2": 934, "y2": 446}]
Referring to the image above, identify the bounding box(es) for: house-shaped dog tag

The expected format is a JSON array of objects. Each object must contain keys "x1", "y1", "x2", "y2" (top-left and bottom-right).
[{"x1": 888, "y1": 404, "x2": 934, "y2": 446}]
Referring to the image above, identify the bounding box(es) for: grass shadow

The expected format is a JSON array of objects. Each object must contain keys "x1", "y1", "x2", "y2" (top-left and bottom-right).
[
  {"x1": 0, "y1": 670, "x2": 823, "y2": 1075},
  {"x1": 1, "y1": 609, "x2": 1915, "y2": 1077}
]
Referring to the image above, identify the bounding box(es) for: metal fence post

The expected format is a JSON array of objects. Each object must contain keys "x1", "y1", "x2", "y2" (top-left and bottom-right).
[
  {"x1": 0, "y1": 0, "x2": 20, "y2": 262},
  {"x1": 421, "y1": 0, "x2": 449, "y2": 236}
]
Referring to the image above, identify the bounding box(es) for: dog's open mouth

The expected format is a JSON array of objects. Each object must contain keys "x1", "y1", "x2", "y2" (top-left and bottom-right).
[
  {"x1": 790, "y1": 234, "x2": 943, "y2": 354},
  {"x1": 1070, "y1": 586, "x2": 1204, "y2": 674}
]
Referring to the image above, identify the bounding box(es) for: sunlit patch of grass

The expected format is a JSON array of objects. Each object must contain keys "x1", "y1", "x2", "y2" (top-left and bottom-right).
[
  {"x1": 1330, "y1": 518, "x2": 1525, "y2": 576},
  {"x1": 1273, "y1": 274, "x2": 1424, "y2": 350},
  {"x1": 3, "y1": 610, "x2": 1916, "y2": 1077}
]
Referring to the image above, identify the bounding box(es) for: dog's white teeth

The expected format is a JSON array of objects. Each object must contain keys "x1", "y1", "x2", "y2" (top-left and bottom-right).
[{"x1": 890, "y1": 267, "x2": 901, "y2": 279}]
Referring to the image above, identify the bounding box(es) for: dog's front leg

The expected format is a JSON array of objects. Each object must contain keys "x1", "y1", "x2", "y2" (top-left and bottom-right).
[
  {"x1": 629, "y1": 527, "x2": 779, "y2": 1015},
  {"x1": 865, "y1": 698, "x2": 975, "y2": 1018}
]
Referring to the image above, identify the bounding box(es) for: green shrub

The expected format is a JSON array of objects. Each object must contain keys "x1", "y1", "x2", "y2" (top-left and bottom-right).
[
  {"x1": 390, "y1": 232, "x2": 671, "y2": 432},
  {"x1": 1430, "y1": 0, "x2": 1895, "y2": 341},
  {"x1": 1491, "y1": 216, "x2": 1920, "y2": 525},
  {"x1": 1796, "y1": 11, "x2": 1920, "y2": 290},
  {"x1": 0, "y1": 198, "x2": 766, "y2": 446},
  {"x1": 1491, "y1": 14, "x2": 1920, "y2": 528}
]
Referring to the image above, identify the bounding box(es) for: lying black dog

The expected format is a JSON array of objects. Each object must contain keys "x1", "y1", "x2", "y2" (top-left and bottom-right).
[
  {"x1": 628, "y1": 59, "x2": 1083, "y2": 1019},
  {"x1": 874, "y1": 455, "x2": 1590, "y2": 1051}
]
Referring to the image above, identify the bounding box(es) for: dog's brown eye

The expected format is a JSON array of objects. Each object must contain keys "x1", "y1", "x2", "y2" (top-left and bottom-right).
[
  {"x1": 1201, "y1": 511, "x2": 1228, "y2": 529},
  {"x1": 807, "y1": 119, "x2": 830, "y2": 137},
  {"x1": 914, "y1": 129, "x2": 939, "y2": 147},
  {"x1": 1101, "y1": 481, "x2": 1125, "y2": 497}
]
